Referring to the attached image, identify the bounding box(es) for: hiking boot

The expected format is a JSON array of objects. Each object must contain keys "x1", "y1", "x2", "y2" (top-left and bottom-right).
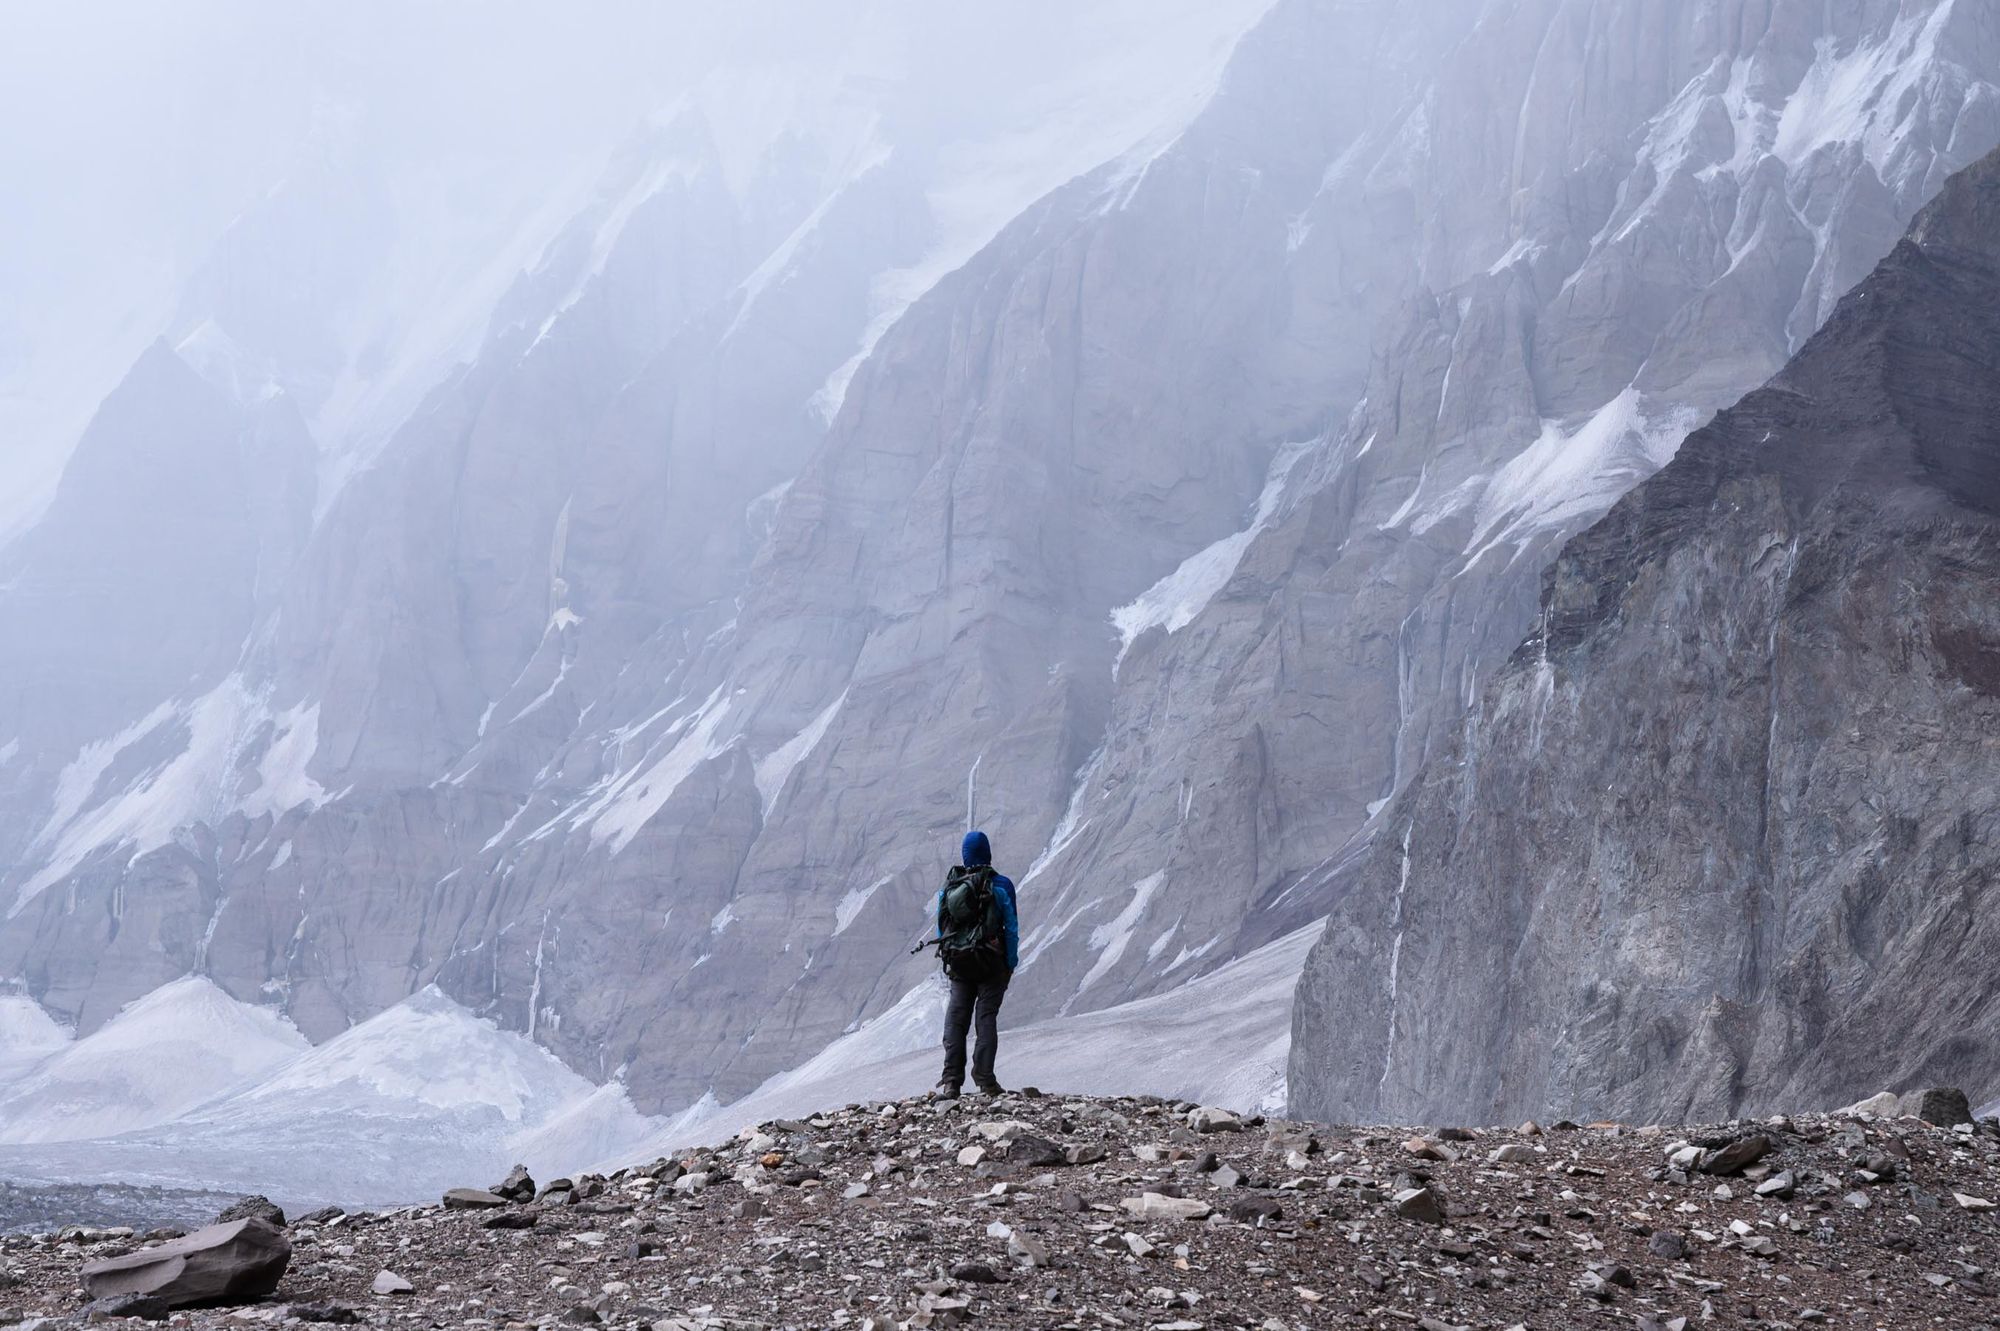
[
  {"x1": 933, "y1": 1082, "x2": 961, "y2": 1101},
  {"x1": 973, "y1": 1079, "x2": 1005, "y2": 1097}
]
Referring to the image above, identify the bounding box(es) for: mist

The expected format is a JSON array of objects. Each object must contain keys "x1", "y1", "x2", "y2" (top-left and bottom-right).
[{"x1": 0, "y1": 0, "x2": 1268, "y2": 538}]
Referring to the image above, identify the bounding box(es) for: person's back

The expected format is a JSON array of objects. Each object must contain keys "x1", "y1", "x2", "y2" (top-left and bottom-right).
[{"x1": 931, "y1": 829, "x2": 1018, "y2": 1098}]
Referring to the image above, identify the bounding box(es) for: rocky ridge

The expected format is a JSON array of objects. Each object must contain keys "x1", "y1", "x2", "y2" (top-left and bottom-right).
[
  {"x1": 4, "y1": 1092, "x2": 1999, "y2": 1331},
  {"x1": 1291, "y1": 135, "x2": 2000, "y2": 1127}
]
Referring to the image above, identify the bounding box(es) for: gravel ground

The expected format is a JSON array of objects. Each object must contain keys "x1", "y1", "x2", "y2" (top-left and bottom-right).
[{"x1": 3, "y1": 1091, "x2": 1997, "y2": 1331}]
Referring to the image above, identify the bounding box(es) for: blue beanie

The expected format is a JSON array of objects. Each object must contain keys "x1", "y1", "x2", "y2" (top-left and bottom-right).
[{"x1": 961, "y1": 830, "x2": 992, "y2": 867}]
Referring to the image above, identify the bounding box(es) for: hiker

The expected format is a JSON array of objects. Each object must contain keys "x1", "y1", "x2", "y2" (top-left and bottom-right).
[{"x1": 931, "y1": 829, "x2": 1019, "y2": 1099}]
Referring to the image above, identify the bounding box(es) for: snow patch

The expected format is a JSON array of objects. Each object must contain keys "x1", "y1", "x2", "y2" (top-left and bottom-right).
[
  {"x1": 753, "y1": 690, "x2": 847, "y2": 816},
  {"x1": 1111, "y1": 441, "x2": 1310, "y2": 667},
  {"x1": 1075, "y1": 870, "x2": 1166, "y2": 996},
  {"x1": 725, "y1": 148, "x2": 891, "y2": 340},
  {"x1": 1468, "y1": 389, "x2": 1702, "y2": 555},
  {"x1": 585, "y1": 688, "x2": 735, "y2": 855},
  {"x1": 240, "y1": 703, "x2": 326, "y2": 821},
  {"x1": 1774, "y1": 4, "x2": 1960, "y2": 176},
  {"x1": 834, "y1": 876, "x2": 892, "y2": 936},
  {"x1": 15, "y1": 679, "x2": 330, "y2": 915},
  {"x1": 806, "y1": 0, "x2": 1279, "y2": 421},
  {"x1": 1486, "y1": 235, "x2": 1547, "y2": 275},
  {"x1": 173, "y1": 320, "x2": 281, "y2": 405}
]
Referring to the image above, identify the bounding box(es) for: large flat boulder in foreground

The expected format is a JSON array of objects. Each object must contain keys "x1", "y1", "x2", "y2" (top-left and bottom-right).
[{"x1": 81, "y1": 1218, "x2": 291, "y2": 1307}]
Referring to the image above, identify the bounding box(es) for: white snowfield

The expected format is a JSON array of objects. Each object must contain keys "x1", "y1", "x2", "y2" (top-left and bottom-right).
[
  {"x1": 0, "y1": 926, "x2": 1317, "y2": 1208},
  {"x1": 0, "y1": 978, "x2": 307, "y2": 1145}
]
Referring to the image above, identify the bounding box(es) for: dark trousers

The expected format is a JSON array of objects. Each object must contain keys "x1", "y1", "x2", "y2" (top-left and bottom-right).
[{"x1": 941, "y1": 971, "x2": 1010, "y2": 1087}]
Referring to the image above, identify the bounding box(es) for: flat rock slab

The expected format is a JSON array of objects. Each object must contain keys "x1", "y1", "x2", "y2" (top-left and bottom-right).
[
  {"x1": 1120, "y1": 1192, "x2": 1211, "y2": 1221},
  {"x1": 81, "y1": 1218, "x2": 291, "y2": 1309},
  {"x1": 441, "y1": 1188, "x2": 510, "y2": 1209}
]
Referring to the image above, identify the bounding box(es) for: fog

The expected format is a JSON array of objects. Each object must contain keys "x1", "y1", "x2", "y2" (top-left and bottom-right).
[{"x1": 0, "y1": 0, "x2": 1270, "y2": 539}]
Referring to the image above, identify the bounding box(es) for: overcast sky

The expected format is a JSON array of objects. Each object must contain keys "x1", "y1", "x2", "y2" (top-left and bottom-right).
[{"x1": 0, "y1": 0, "x2": 1273, "y2": 540}]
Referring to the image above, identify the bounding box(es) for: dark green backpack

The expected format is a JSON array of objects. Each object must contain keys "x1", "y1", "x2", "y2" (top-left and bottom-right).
[{"x1": 935, "y1": 865, "x2": 1005, "y2": 982}]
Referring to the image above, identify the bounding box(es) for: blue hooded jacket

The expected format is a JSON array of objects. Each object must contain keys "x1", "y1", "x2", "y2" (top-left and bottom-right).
[{"x1": 933, "y1": 829, "x2": 1019, "y2": 971}]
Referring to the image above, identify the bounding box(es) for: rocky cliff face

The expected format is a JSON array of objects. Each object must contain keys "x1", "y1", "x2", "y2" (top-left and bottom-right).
[
  {"x1": 1292, "y1": 142, "x2": 2000, "y2": 1126},
  {"x1": 3, "y1": 0, "x2": 1999, "y2": 1127}
]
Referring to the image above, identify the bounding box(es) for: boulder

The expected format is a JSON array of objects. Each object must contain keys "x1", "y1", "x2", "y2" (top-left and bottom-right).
[
  {"x1": 969, "y1": 1120, "x2": 1032, "y2": 1142},
  {"x1": 1186, "y1": 1107, "x2": 1243, "y2": 1134},
  {"x1": 1899, "y1": 1088, "x2": 1973, "y2": 1127},
  {"x1": 215, "y1": 1197, "x2": 286, "y2": 1229},
  {"x1": 80, "y1": 1219, "x2": 291, "y2": 1309},
  {"x1": 482, "y1": 1211, "x2": 539, "y2": 1230},
  {"x1": 1392, "y1": 1186, "x2": 1447, "y2": 1224},
  {"x1": 1119, "y1": 1193, "x2": 1212, "y2": 1221},
  {"x1": 80, "y1": 1293, "x2": 174, "y2": 1321},
  {"x1": 1227, "y1": 1196, "x2": 1283, "y2": 1224},
  {"x1": 1647, "y1": 1231, "x2": 1687, "y2": 1261},
  {"x1": 492, "y1": 1164, "x2": 536, "y2": 1202},
  {"x1": 442, "y1": 1188, "x2": 510, "y2": 1209},
  {"x1": 1698, "y1": 1136, "x2": 1772, "y2": 1176},
  {"x1": 993, "y1": 1132, "x2": 1066, "y2": 1167}
]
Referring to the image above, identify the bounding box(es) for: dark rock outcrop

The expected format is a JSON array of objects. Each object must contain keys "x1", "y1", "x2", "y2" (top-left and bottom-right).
[
  {"x1": 79, "y1": 1218, "x2": 291, "y2": 1308},
  {"x1": 214, "y1": 1197, "x2": 285, "y2": 1229},
  {"x1": 1902, "y1": 1088, "x2": 1976, "y2": 1128},
  {"x1": 1292, "y1": 145, "x2": 2000, "y2": 1126}
]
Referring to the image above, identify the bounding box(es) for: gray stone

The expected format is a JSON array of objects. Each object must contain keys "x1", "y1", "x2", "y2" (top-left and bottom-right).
[
  {"x1": 1227, "y1": 1196, "x2": 1283, "y2": 1224},
  {"x1": 1754, "y1": 1171, "x2": 1795, "y2": 1198},
  {"x1": 1646, "y1": 1230, "x2": 1686, "y2": 1261},
  {"x1": 80, "y1": 1219, "x2": 291, "y2": 1310},
  {"x1": 214, "y1": 1197, "x2": 286, "y2": 1230},
  {"x1": 81, "y1": 1294, "x2": 173, "y2": 1322},
  {"x1": 1699, "y1": 1137, "x2": 1773, "y2": 1177},
  {"x1": 481, "y1": 1211, "x2": 539, "y2": 1230},
  {"x1": 493, "y1": 1164, "x2": 536, "y2": 1202},
  {"x1": 1900, "y1": 1088, "x2": 1974, "y2": 1127},
  {"x1": 993, "y1": 1133, "x2": 1066, "y2": 1167},
  {"x1": 1119, "y1": 1193, "x2": 1211, "y2": 1222},
  {"x1": 442, "y1": 1188, "x2": 510, "y2": 1209},
  {"x1": 1392, "y1": 1186, "x2": 1446, "y2": 1225}
]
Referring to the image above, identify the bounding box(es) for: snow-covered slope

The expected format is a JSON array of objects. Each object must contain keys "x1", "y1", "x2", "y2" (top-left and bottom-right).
[
  {"x1": 0, "y1": 996, "x2": 71, "y2": 1086},
  {"x1": 0, "y1": 986, "x2": 654, "y2": 1205},
  {"x1": 613, "y1": 920, "x2": 1325, "y2": 1169},
  {"x1": 0, "y1": 978, "x2": 307, "y2": 1143},
  {"x1": 0, "y1": 929, "x2": 1312, "y2": 1206}
]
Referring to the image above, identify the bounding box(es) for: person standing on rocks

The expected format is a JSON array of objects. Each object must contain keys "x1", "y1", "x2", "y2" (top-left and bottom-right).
[{"x1": 931, "y1": 829, "x2": 1019, "y2": 1098}]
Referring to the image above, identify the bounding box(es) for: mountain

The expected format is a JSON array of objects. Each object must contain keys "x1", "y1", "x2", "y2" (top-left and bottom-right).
[
  {"x1": 1291, "y1": 140, "x2": 2000, "y2": 1126},
  {"x1": 1, "y1": 0, "x2": 1998, "y2": 1167}
]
